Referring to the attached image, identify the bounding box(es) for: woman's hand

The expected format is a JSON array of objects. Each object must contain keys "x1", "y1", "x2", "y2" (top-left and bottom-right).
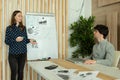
[
  {"x1": 84, "y1": 60, "x2": 96, "y2": 64},
  {"x1": 16, "y1": 36, "x2": 24, "y2": 42},
  {"x1": 30, "y1": 39, "x2": 37, "y2": 44}
]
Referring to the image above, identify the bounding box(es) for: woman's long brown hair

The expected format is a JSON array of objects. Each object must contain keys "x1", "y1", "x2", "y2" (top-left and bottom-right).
[{"x1": 10, "y1": 10, "x2": 24, "y2": 30}]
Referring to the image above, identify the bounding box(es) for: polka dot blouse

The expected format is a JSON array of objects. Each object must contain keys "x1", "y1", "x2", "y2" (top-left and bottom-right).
[{"x1": 5, "y1": 25, "x2": 30, "y2": 54}]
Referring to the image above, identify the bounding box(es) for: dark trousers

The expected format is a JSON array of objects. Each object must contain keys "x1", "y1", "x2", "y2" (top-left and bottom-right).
[{"x1": 8, "y1": 53, "x2": 26, "y2": 80}]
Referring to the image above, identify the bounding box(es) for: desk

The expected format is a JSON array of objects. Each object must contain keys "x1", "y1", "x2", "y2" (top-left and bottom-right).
[
  {"x1": 77, "y1": 62, "x2": 120, "y2": 79},
  {"x1": 28, "y1": 59, "x2": 116, "y2": 80},
  {"x1": 28, "y1": 61, "x2": 63, "y2": 80}
]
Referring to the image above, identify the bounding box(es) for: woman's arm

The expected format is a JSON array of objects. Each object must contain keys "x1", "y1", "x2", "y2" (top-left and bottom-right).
[
  {"x1": 96, "y1": 44, "x2": 115, "y2": 66},
  {"x1": 5, "y1": 27, "x2": 17, "y2": 45}
]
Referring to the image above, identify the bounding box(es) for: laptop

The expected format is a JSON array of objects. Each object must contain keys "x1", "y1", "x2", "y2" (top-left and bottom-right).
[{"x1": 66, "y1": 58, "x2": 85, "y2": 63}]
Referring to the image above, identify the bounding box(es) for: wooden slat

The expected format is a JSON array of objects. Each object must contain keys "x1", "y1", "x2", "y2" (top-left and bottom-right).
[
  {"x1": 50, "y1": 0, "x2": 52, "y2": 13},
  {"x1": 25, "y1": 0, "x2": 29, "y2": 12},
  {"x1": 3, "y1": 0, "x2": 7, "y2": 54},
  {"x1": 62, "y1": 0, "x2": 65, "y2": 59},
  {"x1": 0, "y1": 0, "x2": 2, "y2": 41},
  {"x1": 33, "y1": 0, "x2": 37, "y2": 12},
  {"x1": 42, "y1": 0, "x2": 45, "y2": 13},
  {"x1": 0, "y1": 61, "x2": 2, "y2": 80},
  {"x1": 52, "y1": 0, "x2": 55, "y2": 13},
  {"x1": 106, "y1": 12, "x2": 118, "y2": 50},
  {"x1": 65, "y1": 0, "x2": 68, "y2": 58},
  {"x1": 59, "y1": 0, "x2": 62, "y2": 59},
  {"x1": 0, "y1": 2, "x2": 2, "y2": 73},
  {"x1": 5, "y1": 0, "x2": 9, "y2": 80},
  {"x1": 17, "y1": 0, "x2": 21, "y2": 10},
  {"x1": 48, "y1": 0, "x2": 51, "y2": 13},
  {"x1": 40, "y1": 0, "x2": 43, "y2": 12},
  {"x1": 21, "y1": 0, "x2": 25, "y2": 23},
  {"x1": 29, "y1": 0, "x2": 33, "y2": 12},
  {"x1": 6, "y1": 60, "x2": 10, "y2": 80},
  {"x1": 4, "y1": 0, "x2": 8, "y2": 80},
  {"x1": 58, "y1": 0, "x2": 61, "y2": 59},
  {"x1": 12, "y1": 0, "x2": 17, "y2": 11},
  {"x1": 30, "y1": 67, "x2": 32, "y2": 80},
  {"x1": 54, "y1": 0, "x2": 59, "y2": 58},
  {"x1": 44, "y1": 0, "x2": 48, "y2": 13},
  {"x1": 37, "y1": 0, "x2": 40, "y2": 12},
  {"x1": 4, "y1": 0, "x2": 9, "y2": 80}
]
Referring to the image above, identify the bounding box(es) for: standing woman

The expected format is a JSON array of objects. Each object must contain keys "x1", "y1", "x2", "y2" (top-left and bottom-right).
[{"x1": 5, "y1": 10, "x2": 36, "y2": 80}]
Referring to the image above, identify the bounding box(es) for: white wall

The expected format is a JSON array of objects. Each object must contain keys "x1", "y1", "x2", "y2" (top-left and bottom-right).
[
  {"x1": 68, "y1": 0, "x2": 92, "y2": 58},
  {"x1": 84, "y1": 0, "x2": 92, "y2": 18}
]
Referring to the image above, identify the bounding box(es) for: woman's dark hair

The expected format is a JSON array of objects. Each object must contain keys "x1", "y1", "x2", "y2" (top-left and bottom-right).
[
  {"x1": 10, "y1": 10, "x2": 24, "y2": 30},
  {"x1": 94, "y1": 24, "x2": 109, "y2": 39}
]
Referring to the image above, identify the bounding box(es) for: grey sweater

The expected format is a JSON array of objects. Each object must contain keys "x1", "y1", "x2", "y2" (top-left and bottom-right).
[{"x1": 92, "y1": 39, "x2": 115, "y2": 66}]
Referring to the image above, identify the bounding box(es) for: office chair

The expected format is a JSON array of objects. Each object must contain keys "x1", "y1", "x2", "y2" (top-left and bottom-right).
[{"x1": 113, "y1": 51, "x2": 120, "y2": 68}]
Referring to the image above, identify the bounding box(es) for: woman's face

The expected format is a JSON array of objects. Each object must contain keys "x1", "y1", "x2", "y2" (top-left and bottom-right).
[{"x1": 15, "y1": 12, "x2": 23, "y2": 23}]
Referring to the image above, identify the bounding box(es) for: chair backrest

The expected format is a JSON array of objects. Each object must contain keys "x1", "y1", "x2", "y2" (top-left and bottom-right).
[{"x1": 113, "y1": 51, "x2": 120, "y2": 67}]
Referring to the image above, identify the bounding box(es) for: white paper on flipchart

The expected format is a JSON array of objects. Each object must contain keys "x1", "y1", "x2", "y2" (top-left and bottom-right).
[{"x1": 26, "y1": 13, "x2": 58, "y2": 60}]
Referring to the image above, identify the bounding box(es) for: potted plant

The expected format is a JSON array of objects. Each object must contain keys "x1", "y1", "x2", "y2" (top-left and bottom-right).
[{"x1": 69, "y1": 16, "x2": 95, "y2": 58}]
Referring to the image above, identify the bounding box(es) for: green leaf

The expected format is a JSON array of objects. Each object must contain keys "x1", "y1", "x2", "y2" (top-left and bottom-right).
[{"x1": 69, "y1": 16, "x2": 95, "y2": 58}]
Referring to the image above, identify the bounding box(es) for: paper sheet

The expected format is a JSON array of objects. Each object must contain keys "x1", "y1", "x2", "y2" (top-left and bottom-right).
[
  {"x1": 76, "y1": 71, "x2": 102, "y2": 80},
  {"x1": 52, "y1": 69, "x2": 102, "y2": 80}
]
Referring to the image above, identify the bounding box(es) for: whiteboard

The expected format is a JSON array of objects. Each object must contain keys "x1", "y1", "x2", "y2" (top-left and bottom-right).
[{"x1": 26, "y1": 13, "x2": 58, "y2": 60}]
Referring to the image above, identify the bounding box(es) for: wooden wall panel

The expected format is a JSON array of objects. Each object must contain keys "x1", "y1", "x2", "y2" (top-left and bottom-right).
[
  {"x1": 98, "y1": 0, "x2": 120, "y2": 7},
  {"x1": 0, "y1": 0, "x2": 68, "y2": 80},
  {"x1": 92, "y1": 0, "x2": 120, "y2": 50},
  {"x1": 106, "y1": 12, "x2": 118, "y2": 50}
]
